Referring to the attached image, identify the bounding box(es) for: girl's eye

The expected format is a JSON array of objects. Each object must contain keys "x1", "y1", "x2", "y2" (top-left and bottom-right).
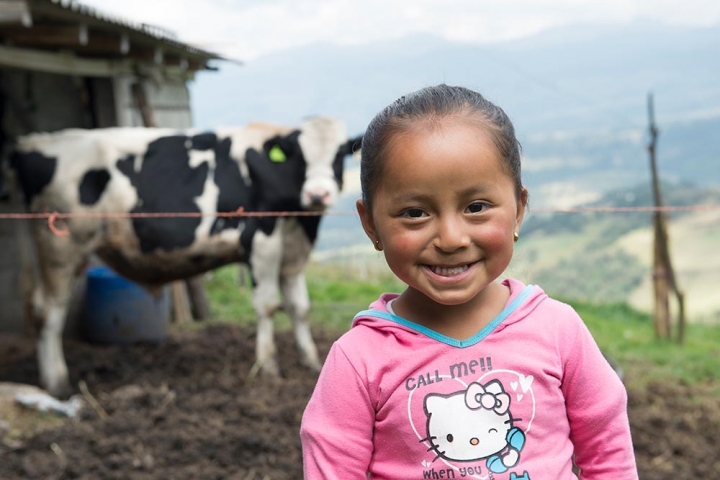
[
  {"x1": 467, "y1": 202, "x2": 489, "y2": 214},
  {"x1": 400, "y1": 208, "x2": 426, "y2": 218}
]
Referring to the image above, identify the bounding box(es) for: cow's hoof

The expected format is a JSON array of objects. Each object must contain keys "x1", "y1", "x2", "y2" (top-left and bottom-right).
[
  {"x1": 247, "y1": 357, "x2": 280, "y2": 382},
  {"x1": 46, "y1": 381, "x2": 74, "y2": 400},
  {"x1": 260, "y1": 360, "x2": 281, "y2": 379}
]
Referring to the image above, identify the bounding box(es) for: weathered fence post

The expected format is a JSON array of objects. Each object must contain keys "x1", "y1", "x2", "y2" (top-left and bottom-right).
[{"x1": 646, "y1": 92, "x2": 686, "y2": 343}]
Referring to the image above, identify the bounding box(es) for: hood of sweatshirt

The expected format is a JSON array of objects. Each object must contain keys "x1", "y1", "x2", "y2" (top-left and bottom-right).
[{"x1": 350, "y1": 278, "x2": 548, "y2": 348}]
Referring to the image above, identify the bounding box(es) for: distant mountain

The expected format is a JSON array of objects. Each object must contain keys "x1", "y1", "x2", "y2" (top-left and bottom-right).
[
  {"x1": 191, "y1": 21, "x2": 720, "y2": 195},
  {"x1": 192, "y1": 21, "x2": 720, "y2": 133}
]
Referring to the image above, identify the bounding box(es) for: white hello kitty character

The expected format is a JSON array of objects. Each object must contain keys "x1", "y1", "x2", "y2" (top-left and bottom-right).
[{"x1": 422, "y1": 380, "x2": 526, "y2": 474}]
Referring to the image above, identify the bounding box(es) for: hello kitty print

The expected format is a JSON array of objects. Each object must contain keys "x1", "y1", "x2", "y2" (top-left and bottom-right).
[{"x1": 406, "y1": 359, "x2": 537, "y2": 479}]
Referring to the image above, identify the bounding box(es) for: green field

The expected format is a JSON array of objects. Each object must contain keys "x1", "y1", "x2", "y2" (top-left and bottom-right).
[
  {"x1": 203, "y1": 263, "x2": 720, "y2": 389},
  {"x1": 510, "y1": 184, "x2": 720, "y2": 323}
]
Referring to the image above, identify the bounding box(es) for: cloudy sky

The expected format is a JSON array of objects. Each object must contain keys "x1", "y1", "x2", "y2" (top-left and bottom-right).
[{"x1": 82, "y1": 0, "x2": 720, "y2": 60}]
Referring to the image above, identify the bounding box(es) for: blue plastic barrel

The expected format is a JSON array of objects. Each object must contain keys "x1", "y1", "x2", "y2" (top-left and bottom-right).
[{"x1": 83, "y1": 266, "x2": 169, "y2": 344}]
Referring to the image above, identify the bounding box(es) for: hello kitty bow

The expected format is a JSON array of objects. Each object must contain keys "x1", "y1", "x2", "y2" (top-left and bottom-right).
[{"x1": 465, "y1": 381, "x2": 510, "y2": 415}]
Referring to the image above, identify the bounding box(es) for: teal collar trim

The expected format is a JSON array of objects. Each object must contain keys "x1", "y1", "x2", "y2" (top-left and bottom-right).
[{"x1": 353, "y1": 285, "x2": 536, "y2": 348}]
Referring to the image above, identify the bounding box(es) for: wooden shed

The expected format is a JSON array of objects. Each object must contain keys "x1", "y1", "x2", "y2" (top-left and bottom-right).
[{"x1": 0, "y1": 0, "x2": 225, "y2": 334}]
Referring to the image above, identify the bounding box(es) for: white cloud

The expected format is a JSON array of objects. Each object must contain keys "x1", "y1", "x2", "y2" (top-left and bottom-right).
[{"x1": 81, "y1": 0, "x2": 720, "y2": 60}]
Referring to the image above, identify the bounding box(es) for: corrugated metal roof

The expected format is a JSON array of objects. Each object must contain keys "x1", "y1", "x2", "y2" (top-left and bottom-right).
[
  {"x1": 35, "y1": 0, "x2": 225, "y2": 62},
  {"x1": 50, "y1": 0, "x2": 176, "y2": 37}
]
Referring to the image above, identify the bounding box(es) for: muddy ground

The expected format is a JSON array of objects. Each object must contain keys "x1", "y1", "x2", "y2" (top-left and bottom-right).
[{"x1": 0, "y1": 323, "x2": 718, "y2": 479}]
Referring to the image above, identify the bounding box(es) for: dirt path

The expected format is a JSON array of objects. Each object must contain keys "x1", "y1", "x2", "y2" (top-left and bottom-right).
[{"x1": 0, "y1": 324, "x2": 718, "y2": 479}]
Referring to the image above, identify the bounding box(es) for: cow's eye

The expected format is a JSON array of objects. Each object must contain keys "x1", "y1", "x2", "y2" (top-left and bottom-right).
[{"x1": 446, "y1": 434, "x2": 454, "y2": 442}]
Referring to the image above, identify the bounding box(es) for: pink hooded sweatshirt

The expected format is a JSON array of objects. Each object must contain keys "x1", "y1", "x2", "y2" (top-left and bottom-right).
[{"x1": 301, "y1": 279, "x2": 638, "y2": 479}]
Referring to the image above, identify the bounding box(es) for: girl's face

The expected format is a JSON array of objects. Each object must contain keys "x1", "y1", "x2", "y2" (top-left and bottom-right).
[{"x1": 357, "y1": 120, "x2": 527, "y2": 310}]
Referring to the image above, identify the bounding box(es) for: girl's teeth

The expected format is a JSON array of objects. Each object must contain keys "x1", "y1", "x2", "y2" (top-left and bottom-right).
[{"x1": 432, "y1": 265, "x2": 468, "y2": 276}]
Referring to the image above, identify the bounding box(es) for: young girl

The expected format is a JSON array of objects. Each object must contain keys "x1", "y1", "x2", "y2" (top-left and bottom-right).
[{"x1": 300, "y1": 84, "x2": 638, "y2": 479}]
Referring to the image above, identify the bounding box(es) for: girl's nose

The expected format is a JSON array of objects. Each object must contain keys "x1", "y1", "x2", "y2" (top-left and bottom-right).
[{"x1": 434, "y1": 215, "x2": 470, "y2": 252}]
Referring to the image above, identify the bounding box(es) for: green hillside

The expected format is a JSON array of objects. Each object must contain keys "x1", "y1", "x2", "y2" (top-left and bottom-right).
[
  {"x1": 511, "y1": 183, "x2": 720, "y2": 322},
  {"x1": 314, "y1": 182, "x2": 720, "y2": 323}
]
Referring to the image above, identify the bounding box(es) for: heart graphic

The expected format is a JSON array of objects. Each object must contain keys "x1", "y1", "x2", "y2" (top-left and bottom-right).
[
  {"x1": 510, "y1": 381, "x2": 518, "y2": 391},
  {"x1": 516, "y1": 394, "x2": 524, "y2": 402},
  {"x1": 519, "y1": 374, "x2": 534, "y2": 393}
]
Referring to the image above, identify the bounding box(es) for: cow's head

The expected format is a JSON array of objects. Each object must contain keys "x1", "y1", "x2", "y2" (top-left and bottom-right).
[
  {"x1": 246, "y1": 117, "x2": 361, "y2": 214},
  {"x1": 297, "y1": 116, "x2": 362, "y2": 211}
]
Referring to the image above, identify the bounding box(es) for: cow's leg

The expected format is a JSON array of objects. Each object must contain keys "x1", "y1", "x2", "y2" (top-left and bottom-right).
[
  {"x1": 36, "y1": 296, "x2": 72, "y2": 398},
  {"x1": 33, "y1": 264, "x2": 78, "y2": 398},
  {"x1": 33, "y1": 226, "x2": 86, "y2": 398},
  {"x1": 280, "y1": 271, "x2": 321, "y2": 372},
  {"x1": 249, "y1": 229, "x2": 283, "y2": 378}
]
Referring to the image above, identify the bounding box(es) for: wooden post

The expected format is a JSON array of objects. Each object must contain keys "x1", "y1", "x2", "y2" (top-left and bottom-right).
[
  {"x1": 238, "y1": 264, "x2": 249, "y2": 288},
  {"x1": 7, "y1": 168, "x2": 38, "y2": 338},
  {"x1": 170, "y1": 281, "x2": 193, "y2": 325},
  {"x1": 677, "y1": 291, "x2": 686, "y2": 344},
  {"x1": 186, "y1": 275, "x2": 211, "y2": 320},
  {"x1": 646, "y1": 93, "x2": 686, "y2": 343},
  {"x1": 130, "y1": 81, "x2": 157, "y2": 128},
  {"x1": 2, "y1": 72, "x2": 39, "y2": 337},
  {"x1": 647, "y1": 93, "x2": 670, "y2": 339}
]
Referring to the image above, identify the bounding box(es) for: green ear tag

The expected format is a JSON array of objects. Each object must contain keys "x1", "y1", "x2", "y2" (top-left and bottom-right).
[{"x1": 268, "y1": 145, "x2": 287, "y2": 162}]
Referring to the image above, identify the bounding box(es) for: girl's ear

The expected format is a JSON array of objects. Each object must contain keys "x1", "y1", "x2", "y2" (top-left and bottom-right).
[
  {"x1": 356, "y1": 199, "x2": 379, "y2": 244},
  {"x1": 516, "y1": 187, "x2": 529, "y2": 228}
]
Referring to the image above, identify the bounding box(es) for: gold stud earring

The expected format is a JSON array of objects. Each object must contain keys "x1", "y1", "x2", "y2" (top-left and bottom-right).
[
  {"x1": 374, "y1": 240, "x2": 383, "y2": 251},
  {"x1": 513, "y1": 232, "x2": 519, "y2": 243}
]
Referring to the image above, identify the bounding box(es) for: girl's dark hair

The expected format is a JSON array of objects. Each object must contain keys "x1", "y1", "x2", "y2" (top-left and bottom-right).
[{"x1": 360, "y1": 84, "x2": 523, "y2": 209}]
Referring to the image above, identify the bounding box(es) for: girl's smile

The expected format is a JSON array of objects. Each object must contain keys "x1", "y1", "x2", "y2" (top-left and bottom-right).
[{"x1": 425, "y1": 262, "x2": 475, "y2": 278}]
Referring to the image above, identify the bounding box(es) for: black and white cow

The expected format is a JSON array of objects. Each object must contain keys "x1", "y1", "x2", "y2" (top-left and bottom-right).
[{"x1": 10, "y1": 116, "x2": 360, "y2": 398}]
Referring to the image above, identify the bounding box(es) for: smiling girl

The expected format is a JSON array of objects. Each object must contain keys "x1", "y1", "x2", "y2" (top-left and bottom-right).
[{"x1": 300, "y1": 84, "x2": 638, "y2": 479}]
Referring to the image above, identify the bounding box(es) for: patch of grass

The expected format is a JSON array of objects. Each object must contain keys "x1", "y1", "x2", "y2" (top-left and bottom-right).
[
  {"x1": 305, "y1": 263, "x2": 404, "y2": 331},
  {"x1": 569, "y1": 300, "x2": 720, "y2": 387},
  {"x1": 202, "y1": 263, "x2": 404, "y2": 332},
  {"x1": 203, "y1": 265, "x2": 256, "y2": 324},
  {"x1": 203, "y1": 263, "x2": 720, "y2": 387}
]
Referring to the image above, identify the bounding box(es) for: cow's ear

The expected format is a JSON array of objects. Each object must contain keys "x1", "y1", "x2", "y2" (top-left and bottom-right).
[
  {"x1": 350, "y1": 135, "x2": 363, "y2": 153},
  {"x1": 349, "y1": 135, "x2": 363, "y2": 161}
]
